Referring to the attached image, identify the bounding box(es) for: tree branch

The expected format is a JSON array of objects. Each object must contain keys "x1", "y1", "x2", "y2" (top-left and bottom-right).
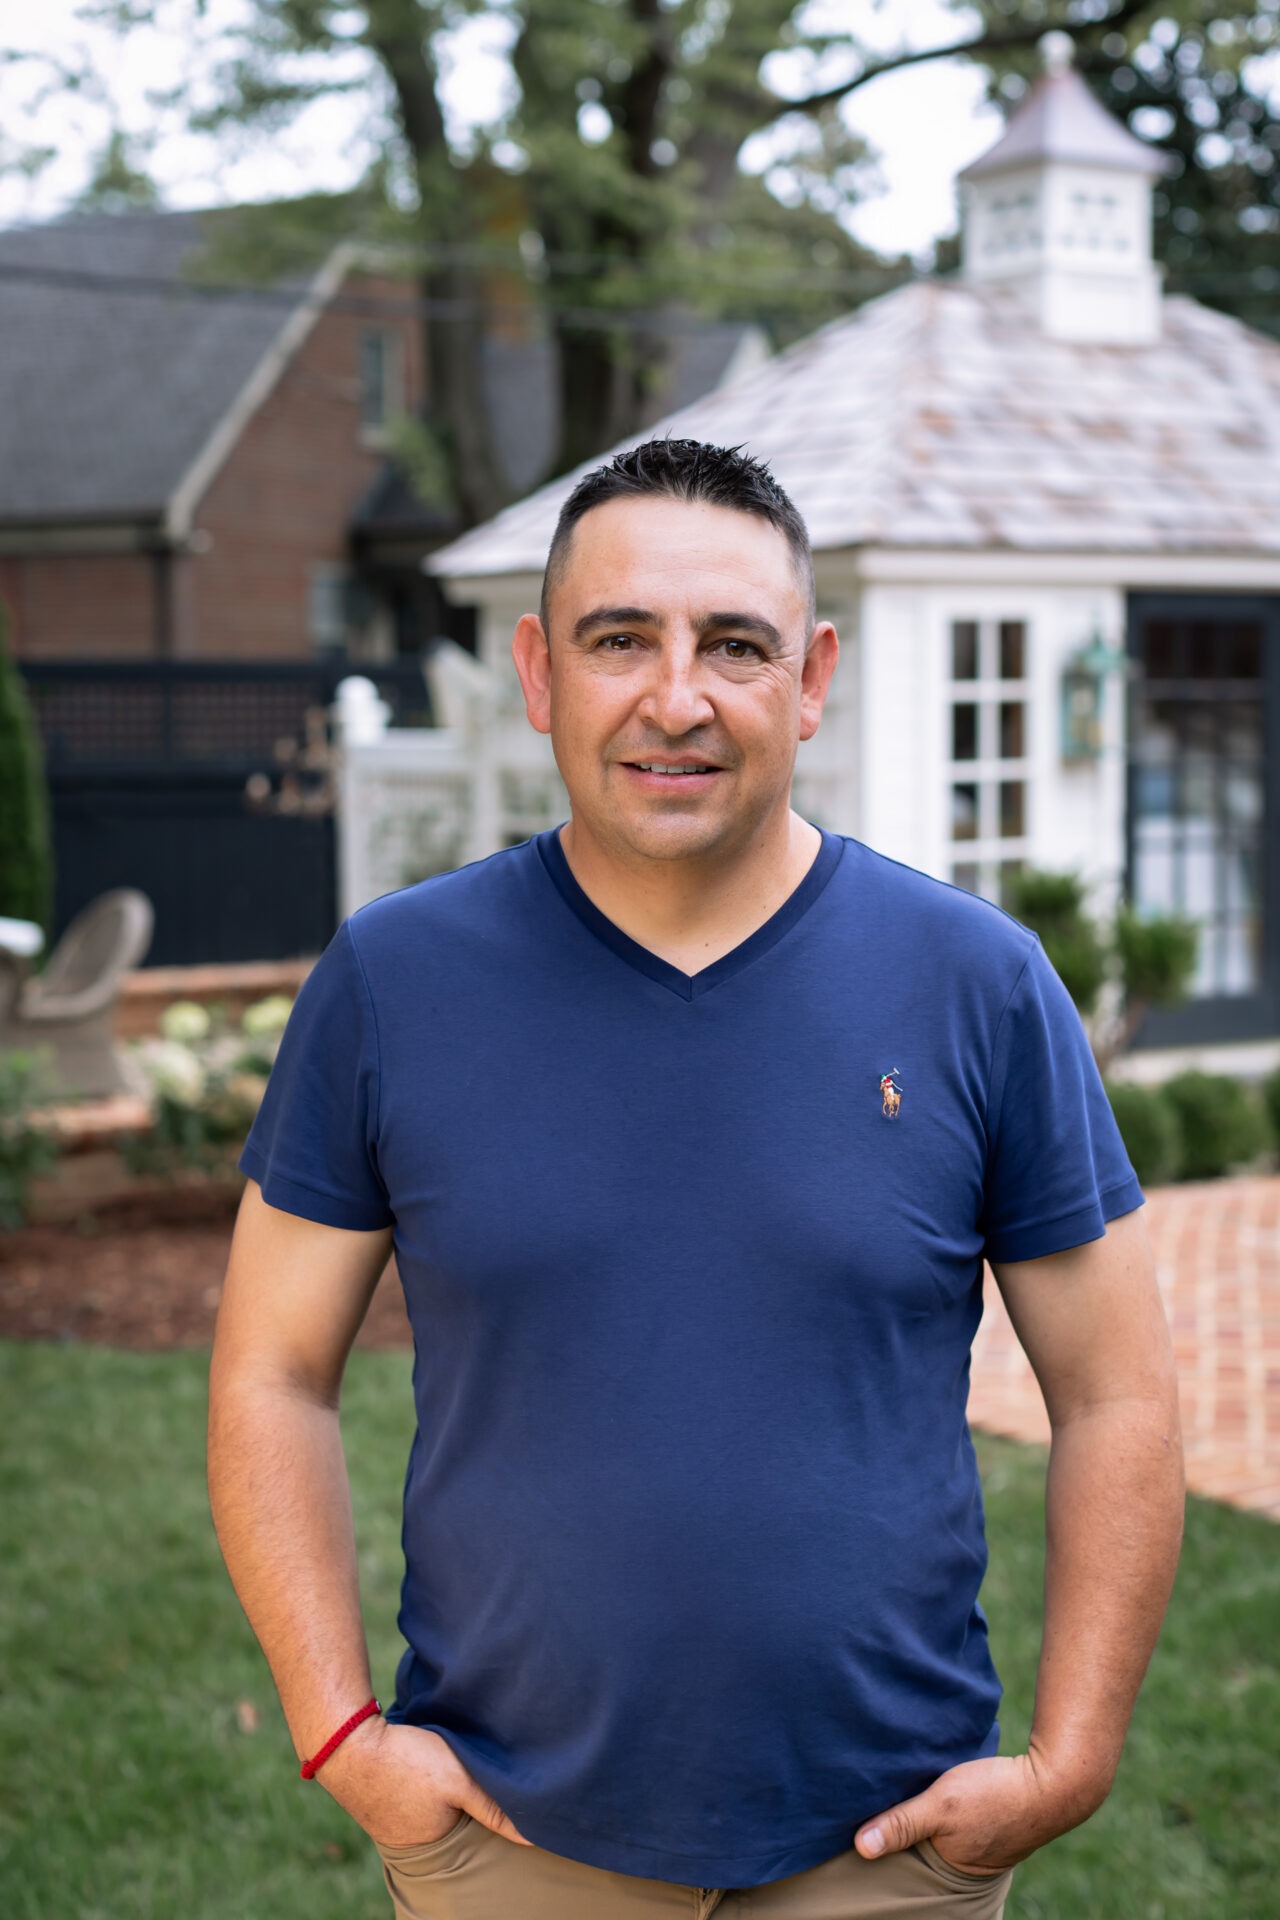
[{"x1": 761, "y1": 0, "x2": 1160, "y2": 125}]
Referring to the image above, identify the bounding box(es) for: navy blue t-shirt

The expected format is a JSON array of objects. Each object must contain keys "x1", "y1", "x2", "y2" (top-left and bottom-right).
[{"x1": 240, "y1": 829, "x2": 1141, "y2": 1888}]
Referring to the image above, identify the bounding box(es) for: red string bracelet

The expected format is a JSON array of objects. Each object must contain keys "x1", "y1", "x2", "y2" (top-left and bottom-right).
[{"x1": 300, "y1": 1697, "x2": 381, "y2": 1780}]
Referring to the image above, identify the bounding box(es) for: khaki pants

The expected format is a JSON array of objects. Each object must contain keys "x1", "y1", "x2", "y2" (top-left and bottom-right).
[{"x1": 376, "y1": 1816, "x2": 1014, "y2": 1920}]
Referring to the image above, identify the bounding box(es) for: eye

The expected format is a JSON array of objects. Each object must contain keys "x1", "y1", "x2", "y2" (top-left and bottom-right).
[
  {"x1": 715, "y1": 638, "x2": 762, "y2": 660},
  {"x1": 596, "y1": 632, "x2": 637, "y2": 651}
]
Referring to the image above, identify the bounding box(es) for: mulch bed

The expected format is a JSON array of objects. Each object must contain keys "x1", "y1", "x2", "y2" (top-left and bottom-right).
[{"x1": 0, "y1": 1182, "x2": 412, "y2": 1351}]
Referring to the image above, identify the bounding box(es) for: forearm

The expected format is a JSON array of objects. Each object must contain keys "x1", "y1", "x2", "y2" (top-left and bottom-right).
[
  {"x1": 207, "y1": 1368, "x2": 376, "y2": 1765},
  {"x1": 1028, "y1": 1387, "x2": 1185, "y2": 1816}
]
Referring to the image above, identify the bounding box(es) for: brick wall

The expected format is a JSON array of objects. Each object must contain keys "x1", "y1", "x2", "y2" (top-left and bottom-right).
[
  {"x1": 184, "y1": 270, "x2": 424, "y2": 660},
  {"x1": 1, "y1": 552, "x2": 160, "y2": 660},
  {"x1": 1, "y1": 268, "x2": 423, "y2": 663}
]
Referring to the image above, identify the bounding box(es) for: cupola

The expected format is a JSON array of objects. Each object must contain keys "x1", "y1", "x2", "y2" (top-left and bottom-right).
[{"x1": 959, "y1": 33, "x2": 1165, "y2": 346}]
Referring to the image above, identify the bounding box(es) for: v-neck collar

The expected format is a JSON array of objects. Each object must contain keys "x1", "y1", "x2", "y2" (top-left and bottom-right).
[{"x1": 535, "y1": 826, "x2": 845, "y2": 1002}]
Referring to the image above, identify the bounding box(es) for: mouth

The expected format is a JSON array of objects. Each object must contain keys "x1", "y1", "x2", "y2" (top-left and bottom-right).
[
  {"x1": 630, "y1": 762, "x2": 719, "y2": 776},
  {"x1": 621, "y1": 759, "x2": 726, "y2": 792}
]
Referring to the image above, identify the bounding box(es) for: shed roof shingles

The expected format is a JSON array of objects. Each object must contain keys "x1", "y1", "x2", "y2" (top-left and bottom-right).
[{"x1": 432, "y1": 279, "x2": 1280, "y2": 576}]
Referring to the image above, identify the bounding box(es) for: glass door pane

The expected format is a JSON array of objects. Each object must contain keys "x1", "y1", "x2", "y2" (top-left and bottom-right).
[{"x1": 1131, "y1": 615, "x2": 1265, "y2": 998}]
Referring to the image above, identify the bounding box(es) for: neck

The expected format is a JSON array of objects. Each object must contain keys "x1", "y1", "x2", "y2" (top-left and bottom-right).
[{"x1": 559, "y1": 810, "x2": 822, "y2": 975}]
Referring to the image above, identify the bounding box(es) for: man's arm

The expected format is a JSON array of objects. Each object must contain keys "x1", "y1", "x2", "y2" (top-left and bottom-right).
[
  {"x1": 855, "y1": 1206, "x2": 1184, "y2": 1873},
  {"x1": 208, "y1": 1180, "x2": 530, "y2": 1848}
]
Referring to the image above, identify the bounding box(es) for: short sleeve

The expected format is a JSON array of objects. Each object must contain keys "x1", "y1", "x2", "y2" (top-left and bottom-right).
[
  {"x1": 980, "y1": 938, "x2": 1143, "y2": 1264},
  {"x1": 238, "y1": 919, "x2": 393, "y2": 1231}
]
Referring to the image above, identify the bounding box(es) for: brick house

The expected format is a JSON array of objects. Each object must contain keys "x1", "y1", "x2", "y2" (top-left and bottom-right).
[
  {"x1": 0, "y1": 207, "x2": 765, "y2": 666},
  {"x1": 0, "y1": 206, "x2": 760, "y2": 963},
  {"x1": 0, "y1": 208, "x2": 450, "y2": 663}
]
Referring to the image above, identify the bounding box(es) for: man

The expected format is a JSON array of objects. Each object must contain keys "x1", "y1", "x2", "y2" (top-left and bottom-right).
[{"x1": 210, "y1": 438, "x2": 1184, "y2": 1919}]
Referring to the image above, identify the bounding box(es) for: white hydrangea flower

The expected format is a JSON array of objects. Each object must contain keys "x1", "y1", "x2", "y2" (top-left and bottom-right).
[
  {"x1": 241, "y1": 995, "x2": 294, "y2": 1039},
  {"x1": 144, "y1": 1039, "x2": 207, "y2": 1108},
  {"x1": 160, "y1": 1000, "x2": 212, "y2": 1044}
]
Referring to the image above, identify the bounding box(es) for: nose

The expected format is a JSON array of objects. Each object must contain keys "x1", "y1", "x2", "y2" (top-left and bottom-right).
[{"x1": 636, "y1": 642, "x2": 716, "y2": 737}]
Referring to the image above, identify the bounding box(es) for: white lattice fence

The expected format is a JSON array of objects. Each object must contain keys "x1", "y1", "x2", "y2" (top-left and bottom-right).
[
  {"x1": 334, "y1": 662, "x2": 568, "y2": 918},
  {"x1": 337, "y1": 730, "x2": 473, "y2": 917}
]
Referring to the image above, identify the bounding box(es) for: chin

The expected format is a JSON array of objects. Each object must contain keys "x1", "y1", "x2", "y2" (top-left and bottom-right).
[{"x1": 610, "y1": 814, "x2": 736, "y2": 863}]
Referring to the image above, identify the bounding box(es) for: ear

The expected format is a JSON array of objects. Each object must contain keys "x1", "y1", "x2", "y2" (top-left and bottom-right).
[
  {"x1": 799, "y1": 623, "x2": 839, "y2": 742},
  {"x1": 512, "y1": 613, "x2": 552, "y2": 735}
]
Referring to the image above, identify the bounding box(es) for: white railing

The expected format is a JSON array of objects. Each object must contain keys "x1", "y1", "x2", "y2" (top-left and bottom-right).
[{"x1": 334, "y1": 649, "x2": 567, "y2": 918}]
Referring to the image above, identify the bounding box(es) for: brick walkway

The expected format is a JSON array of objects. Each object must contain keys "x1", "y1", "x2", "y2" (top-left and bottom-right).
[{"x1": 969, "y1": 1175, "x2": 1280, "y2": 1521}]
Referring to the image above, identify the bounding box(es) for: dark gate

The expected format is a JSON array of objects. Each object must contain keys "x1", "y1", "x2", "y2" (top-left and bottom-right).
[{"x1": 21, "y1": 659, "x2": 432, "y2": 968}]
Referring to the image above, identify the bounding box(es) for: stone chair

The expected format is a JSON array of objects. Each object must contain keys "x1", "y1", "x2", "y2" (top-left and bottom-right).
[{"x1": 0, "y1": 888, "x2": 154, "y2": 1098}]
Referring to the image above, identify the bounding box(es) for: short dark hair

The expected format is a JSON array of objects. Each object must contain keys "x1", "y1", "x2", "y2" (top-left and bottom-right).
[{"x1": 540, "y1": 437, "x2": 815, "y2": 631}]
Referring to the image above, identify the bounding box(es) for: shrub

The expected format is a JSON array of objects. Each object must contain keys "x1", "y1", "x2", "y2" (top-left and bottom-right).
[
  {"x1": 1161, "y1": 1071, "x2": 1271, "y2": 1182},
  {"x1": 1113, "y1": 909, "x2": 1199, "y2": 1009},
  {"x1": 0, "y1": 1049, "x2": 59, "y2": 1228},
  {"x1": 1104, "y1": 1080, "x2": 1180, "y2": 1189},
  {"x1": 1109, "y1": 908, "x2": 1199, "y2": 1060},
  {"x1": 1005, "y1": 868, "x2": 1197, "y2": 1067},
  {"x1": 122, "y1": 995, "x2": 290, "y2": 1176},
  {"x1": 0, "y1": 603, "x2": 54, "y2": 938},
  {"x1": 1003, "y1": 869, "x2": 1107, "y2": 1014},
  {"x1": 1263, "y1": 1065, "x2": 1280, "y2": 1147}
]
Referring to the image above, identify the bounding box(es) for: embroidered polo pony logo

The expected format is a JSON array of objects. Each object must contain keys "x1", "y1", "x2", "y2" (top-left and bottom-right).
[{"x1": 879, "y1": 1070, "x2": 903, "y2": 1119}]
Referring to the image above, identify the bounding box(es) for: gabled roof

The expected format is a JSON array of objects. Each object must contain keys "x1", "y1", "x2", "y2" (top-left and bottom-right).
[
  {"x1": 0, "y1": 209, "x2": 322, "y2": 528},
  {"x1": 430, "y1": 277, "x2": 1280, "y2": 576},
  {"x1": 960, "y1": 61, "x2": 1162, "y2": 181}
]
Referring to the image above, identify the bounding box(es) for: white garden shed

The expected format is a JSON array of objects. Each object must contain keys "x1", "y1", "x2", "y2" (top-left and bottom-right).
[{"x1": 430, "y1": 42, "x2": 1280, "y2": 1059}]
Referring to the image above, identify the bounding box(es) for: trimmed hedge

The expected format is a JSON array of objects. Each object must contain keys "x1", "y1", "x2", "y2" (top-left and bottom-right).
[
  {"x1": 1103, "y1": 1079, "x2": 1180, "y2": 1189},
  {"x1": 1161, "y1": 1071, "x2": 1272, "y2": 1182},
  {"x1": 1262, "y1": 1066, "x2": 1280, "y2": 1148}
]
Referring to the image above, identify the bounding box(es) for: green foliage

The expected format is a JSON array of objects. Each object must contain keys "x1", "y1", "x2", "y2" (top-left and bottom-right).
[
  {"x1": 1114, "y1": 906, "x2": 1200, "y2": 1010},
  {"x1": 1104, "y1": 1079, "x2": 1180, "y2": 1188},
  {"x1": 0, "y1": 1049, "x2": 59, "y2": 1228},
  {"x1": 1004, "y1": 868, "x2": 1197, "y2": 1061},
  {"x1": 0, "y1": 603, "x2": 54, "y2": 938},
  {"x1": 387, "y1": 414, "x2": 456, "y2": 513},
  {"x1": 1003, "y1": 868, "x2": 1108, "y2": 1014},
  {"x1": 1162, "y1": 1070, "x2": 1272, "y2": 1180},
  {"x1": 71, "y1": 125, "x2": 162, "y2": 214},
  {"x1": 1261, "y1": 1064, "x2": 1280, "y2": 1143},
  {"x1": 45, "y1": 0, "x2": 912, "y2": 515}
]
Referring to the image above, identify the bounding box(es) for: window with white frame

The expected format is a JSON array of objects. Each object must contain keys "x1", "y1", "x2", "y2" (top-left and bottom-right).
[
  {"x1": 309, "y1": 562, "x2": 350, "y2": 653},
  {"x1": 360, "y1": 329, "x2": 404, "y2": 439},
  {"x1": 946, "y1": 617, "x2": 1030, "y2": 905}
]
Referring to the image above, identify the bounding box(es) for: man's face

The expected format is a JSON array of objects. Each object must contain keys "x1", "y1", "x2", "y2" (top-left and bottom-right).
[{"x1": 512, "y1": 496, "x2": 837, "y2": 870}]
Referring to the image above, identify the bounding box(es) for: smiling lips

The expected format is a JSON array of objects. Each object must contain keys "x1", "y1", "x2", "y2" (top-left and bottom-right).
[
  {"x1": 623, "y1": 759, "x2": 724, "y2": 790},
  {"x1": 631, "y1": 762, "x2": 718, "y2": 776}
]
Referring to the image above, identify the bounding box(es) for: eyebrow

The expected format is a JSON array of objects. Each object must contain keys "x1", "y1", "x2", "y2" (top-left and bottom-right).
[{"x1": 571, "y1": 606, "x2": 784, "y2": 649}]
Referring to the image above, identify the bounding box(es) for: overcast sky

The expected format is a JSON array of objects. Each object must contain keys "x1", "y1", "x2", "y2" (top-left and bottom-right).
[{"x1": 0, "y1": 0, "x2": 1003, "y2": 259}]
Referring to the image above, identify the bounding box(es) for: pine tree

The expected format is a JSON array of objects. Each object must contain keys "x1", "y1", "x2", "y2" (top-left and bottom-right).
[{"x1": 0, "y1": 605, "x2": 54, "y2": 939}]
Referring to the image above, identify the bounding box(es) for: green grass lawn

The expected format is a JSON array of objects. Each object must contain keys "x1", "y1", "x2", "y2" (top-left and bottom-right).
[{"x1": 1, "y1": 1341, "x2": 1276, "y2": 1920}]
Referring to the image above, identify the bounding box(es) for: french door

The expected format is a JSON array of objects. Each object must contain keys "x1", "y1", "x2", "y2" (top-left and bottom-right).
[{"x1": 1127, "y1": 594, "x2": 1280, "y2": 1045}]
